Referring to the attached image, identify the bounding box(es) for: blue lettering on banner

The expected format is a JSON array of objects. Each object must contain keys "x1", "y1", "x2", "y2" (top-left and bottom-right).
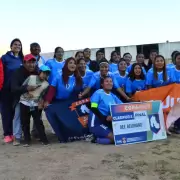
[
  {"x1": 113, "y1": 112, "x2": 134, "y2": 121},
  {"x1": 114, "y1": 131, "x2": 147, "y2": 145}
]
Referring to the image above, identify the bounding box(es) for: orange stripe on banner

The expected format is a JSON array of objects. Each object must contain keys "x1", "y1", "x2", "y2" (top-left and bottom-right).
[{"x1": 133, "y1": 84, "x2": 180, "y2": 127}]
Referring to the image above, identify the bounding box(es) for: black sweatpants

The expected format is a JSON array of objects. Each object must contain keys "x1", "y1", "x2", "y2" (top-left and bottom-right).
[{"x1": 20, "y1": 103, "x2": 48, "y2": 144}]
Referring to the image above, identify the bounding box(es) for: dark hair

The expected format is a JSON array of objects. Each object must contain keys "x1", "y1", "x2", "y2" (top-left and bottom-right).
[
  {"x1": 100, "y1": 76, "x2": 112, "y2": 86},
  {"x1": 98, "y1": 59, "x2": 109, "y2": 67},
  {"x1": 171, "y1": 51, "x2": 179, "y2": 64},
  {"x1": 10, "y1": 38, "x2": 24, "y2": 60},
  {"x1": 123, "y1": 53, "x2": 132, "y2": 58},
  {"x1": 110, "y1": 51, "x2": 118, "y2": 63},
  {"x1": 136, "y1": 53, "x2": 144, "y2": 58},
  {"x1": 171, "y1": 51, "x2": 179, "y2": 59},
  {"x1": 30, "y1": 42, "x2": 40, "y2": 50},
  {"x1": 83, "y1": 48, "x2": 90, "y2": 52},
  {"x1": 153, "y1": 55, "x2": 167, "y2": 81},
  {"x1": 128, "y1": 63, "x2": 145, "y2": 81},
  {"x1": 174, "y1": 52, "x2": 180, "y2": 64},
  {"x1": 96, "y1": 49, "x2": 104, "y2": 57},
  {"x1": 62, "y1": 57, "x2": 82, "y2": 86},
  {"x1": 77, "y1": 58, "x2": 85, "y2": 65},
  {"x1": 150, "y1": 49, "x2": 158, "y2": 55},
  {"x1": 53, "y1": 47, "x2": 64, "y2": 58},
  {"x1": 75, "y1": 51, "x2": 84, "y2": 58}
]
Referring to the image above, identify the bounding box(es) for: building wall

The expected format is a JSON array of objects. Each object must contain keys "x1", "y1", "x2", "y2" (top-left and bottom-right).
[{"x1": 41, "y1": 41, "x2": 180, "y2": 62}]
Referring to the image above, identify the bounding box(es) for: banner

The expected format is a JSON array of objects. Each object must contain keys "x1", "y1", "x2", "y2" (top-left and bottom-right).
[
  {"x1": 133, "y1": 84, "x2": 180, "y2": 128},
  {"x1": 110, "y1": 101, "x2": 167, "y2": 146},
  {"x1": 133, "y1": 84, "x2": 180, "y2": 113}
]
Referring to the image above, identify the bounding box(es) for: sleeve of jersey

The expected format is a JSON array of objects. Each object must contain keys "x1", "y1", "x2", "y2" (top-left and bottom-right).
[
  {"x1": 88, "y1": 74, "x2": 96, "y2": 88},
  {"x1": 146, "y1": 71, "x2": 153, "y2": 85},
  {"x1": 45, "y1": 60, "x2": 51, "y2": 69},
  {"x1": 112, "y1": 75, "x2": 120, "y2": 89},
  {"x1": 51, "y1": 75, "x2": 58, "y2": 87},
  {"x1": 90, "y1": 91, "x2": 107, "y2": 121},
  {"x1": 169, "y1": 69, "x2": 175, "y2": 83},
  {"x1": 125, "y1": 78, "x2": 132, "y2": 94}
]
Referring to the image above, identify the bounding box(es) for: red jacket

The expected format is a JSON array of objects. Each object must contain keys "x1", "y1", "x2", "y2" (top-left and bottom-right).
[{"x1": 0, "y1": 59, "x2": 4, "y2": 90}]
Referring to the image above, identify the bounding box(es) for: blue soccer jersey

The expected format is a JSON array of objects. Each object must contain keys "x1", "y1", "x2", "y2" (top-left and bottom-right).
[
  {"x1": 170, "y1": 67, "x2": 180, "y2": 83},
  {"x1": 125, "y1": 78, "x2": 146, "y2": 94},
  {"x1": 46, "y1": 59, "x2": 65, "y2": 84},
  {"x1": 113, "y1": 71, "x2": 128, "y2": 90},
  {"x1": 91, "y1": 89, "x2": 122, "y2": 116},
  {"x1": 82, "y1": 70, "x2": 94, "y2": 89},
  {"x1": 109, "y1": 63, "x2": 118, "y2": 73},
  {"x1": 146, "y1": 69, "x2": 172, "y2": 88},
  {"x1": 51, "y1": 72, "x2": 76, "y2": 99}
]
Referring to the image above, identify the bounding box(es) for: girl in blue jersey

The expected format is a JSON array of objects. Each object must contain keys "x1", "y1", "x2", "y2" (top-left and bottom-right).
[
  {"x1": 146, "y1": 55, "x2": 171, "y2": 89},
  {"x1": 77, "y1": 58, "x2": 93, "y2": 90},
  {"x1": 79, "y1": 59, "x2": 131, "y2": 101},
  {"x1": 45, "y1": 47, "x2": 65, "y2": 84},
  {"x1": 123, "y1": 53, "x2": 132, "y2": 67},
  {"x1": 169, "y1": 52, "x2": 180, "y2": 133},
  {"x1": 170, "y1": 52, "x2": 180, "y2": 83},
  {"x1": 44, "y1": 57, "x2": 84, "y2": 142},
  {"x1": 89, "y1": 76, "x2": 122, "y2": 144},
  {"x1": 125, "y1": 63, "x2": 146, "y2": 97},
  {"x1": 109, "y1": 51, "x2": 119, "y2": 72},
  {"x1": 127, "y1": 53, "x2": 146, "y2": 75},
  {"x1": 113, "y1": 58, "x2": 128, "y2": 91}
]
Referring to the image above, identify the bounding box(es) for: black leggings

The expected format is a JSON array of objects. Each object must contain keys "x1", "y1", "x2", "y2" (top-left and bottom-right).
[{"x1": 20, "y1": 103, "x2": 48, "y2": 143}]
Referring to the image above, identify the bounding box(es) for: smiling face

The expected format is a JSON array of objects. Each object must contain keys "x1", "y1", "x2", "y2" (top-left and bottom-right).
[
  {"x1": 77, "y1": 59, "x2": 86, "y2": 72},
  {"x1": 134, "y1": 65, "x2": 142, "y2": 77},
  {"x1": 154, "y1": 56, "x2": 165, "y2": 70},
  {"x1": 11, "y1": 41, "x2": 21, "y2": 54},
  {"x1": 124, "y1": 54, "x2": 132, "y2": 65},
  {"x1": 118, "y1": 61, "x2": 127, "y2": 72},
  {"x1": 68, "y1": 59, "x2": 76, "y2": 72},
  {"x1": 112, "y1": 52, "x2": 119, "y2": 63},
  {"x1": 100, "y1": 63, "x2": 109, "y2": 76},
  {"x1": 31, "y1": 45, "x2": 41, "y2": 56},
  {"x1": 102, "y1": 77, "x2": 113, "y2": 91},
  {"x1": 24, "y1": 59, "x2": 36, "y2": 72}
]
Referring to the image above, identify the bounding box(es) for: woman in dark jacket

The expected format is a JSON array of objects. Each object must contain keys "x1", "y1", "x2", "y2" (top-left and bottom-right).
[{"x1": 1, "y1": 38, "x2": 24, "y2": 143}]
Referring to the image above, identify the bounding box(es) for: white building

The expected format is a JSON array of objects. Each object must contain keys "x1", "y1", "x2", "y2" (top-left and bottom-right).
[{"x1": 42, "y1": 41, "x2": 180, "y2": 62}]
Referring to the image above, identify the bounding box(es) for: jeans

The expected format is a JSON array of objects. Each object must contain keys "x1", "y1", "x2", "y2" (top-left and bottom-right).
[{"x1": 13, "y1": 103, "x2": 22, "y2": 139}]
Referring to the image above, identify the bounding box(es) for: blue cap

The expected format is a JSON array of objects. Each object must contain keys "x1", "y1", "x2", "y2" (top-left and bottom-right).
[{"x1": 39, "y1": 65, "x2": 51, "y2": 72}]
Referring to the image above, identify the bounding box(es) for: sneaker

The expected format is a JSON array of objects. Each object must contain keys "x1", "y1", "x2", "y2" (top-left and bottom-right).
[
  {"x1": 4, "y1": 136, "x2": 13, "y2": 143},
  {"x1": 11, "y1": 135, "x2": 14, "y2": 141},
  {"x1": 23, "y1": 143, "x2": 30, "y2": 147},
  {"x1": 13, "y1": 138, "x2": 20, "y2": 146},
  {"x1": 42, "y1": 141, "x2": 50, "y2": 146}
]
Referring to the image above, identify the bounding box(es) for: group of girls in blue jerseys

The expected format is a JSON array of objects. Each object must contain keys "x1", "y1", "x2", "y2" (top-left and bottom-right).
[{"x1": 1, "y1": 39, "x2": 180, "y2": 146}]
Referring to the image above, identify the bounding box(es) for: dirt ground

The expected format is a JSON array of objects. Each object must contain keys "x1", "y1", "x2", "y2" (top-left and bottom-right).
[{"x1": 0, "y1": 115, "x2": 180, "y2": 180}]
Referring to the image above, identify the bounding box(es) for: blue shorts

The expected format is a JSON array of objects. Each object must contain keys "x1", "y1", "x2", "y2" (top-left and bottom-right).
[{"x1": 88, "y1": 112, "x2": 112, "y2": 138}]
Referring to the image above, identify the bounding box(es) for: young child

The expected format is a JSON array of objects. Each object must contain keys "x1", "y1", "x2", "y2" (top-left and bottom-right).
[{"x1": 19, "y1": 65, "x2": 51, "y2": 146}]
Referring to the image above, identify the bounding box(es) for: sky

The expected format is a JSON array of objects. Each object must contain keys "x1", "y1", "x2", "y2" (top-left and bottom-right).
[{"x1": 0, "y1": 0, "x2": 180, "y2": 55}]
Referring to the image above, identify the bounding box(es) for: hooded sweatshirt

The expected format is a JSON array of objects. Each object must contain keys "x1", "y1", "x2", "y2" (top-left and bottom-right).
[{"x1": 1, "y1": 51, "x2": 22, "y2": 90}]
